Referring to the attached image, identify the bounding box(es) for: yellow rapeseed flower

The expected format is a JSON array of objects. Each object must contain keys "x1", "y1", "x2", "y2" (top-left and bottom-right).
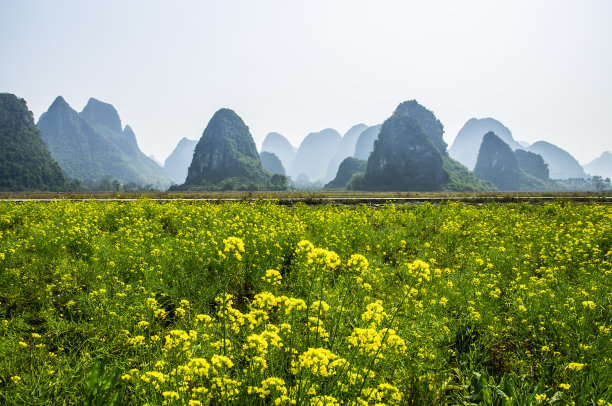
[{"x1": 568, "y1": 362, "x2": 585, "y2": 371}]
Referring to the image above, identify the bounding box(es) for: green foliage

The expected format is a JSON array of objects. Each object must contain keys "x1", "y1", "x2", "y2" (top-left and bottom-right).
[
  {"x1": 592, "y1": 176, "x2": 612, "y2": 192},
  {"x1": 393, "y1": 100, "x2": 447, "y2": 154},
  {"x1": 85, "y1": 359, "x2": 122, "y2": 406},
  {"x1": 176, "y1": 173, "x2": 288, "y2": 192},
  {"x1": 259, "y1": 151, "x2": 285, "y2": 175},
  {"x1": 516, "y1": 149, "x2": 549, "y2": 180},
  {"x1": 0, "y1": 93, "x2": 67, "y2": 191},
  {"x1": 442, "y1": 156, "x2": 495, "y2": 191},
  {"x1": 325, "y1": 157, "x2": 366, "y2": 190},
  {"x1": 270, "y1": 174, "x2": 288, "y2": 191}
]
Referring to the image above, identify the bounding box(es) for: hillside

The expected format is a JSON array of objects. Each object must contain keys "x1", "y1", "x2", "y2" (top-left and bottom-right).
[
  {"x1": 449, "y1": 117, "x2": 522, "y2": 170},
  {"x1": 261, "y1": 132, "x2": 296, "y2": 172},
  {"x1": 0, "y1": 93, "x2": 66, "y2": 191},
  {"x1": 37, "y1": 97, "x2": 172, "y2": 188},
  {"x1": 584, "y1": 151, "x2": 612, "y2": 179},
  {"x1": 180, "y1": 108, "x2": 281, "y2": 190},
  {"x1": 325, "y1": 157, "x2": 367, "y2": 190},
  {"x1": 354, "y1": 115, "x2": 448, "y2": 191},
  {"x1": 260, "y1": 151, "x2": 286, "y2": 175},
  {"x1": 474, "y1": 132, "x2": 551, "y2": 191},
  {"x1": 515, "y1": 149, "x2": 549, "y2": 180},
  {"x1": 352, "y1": 101, "x2": 489, "y2": 192},
  {"x1": 325, "y1": 124, "x2": 368, "y2": 182},
  {"x1": 353, "y1": 124, "x2": 381, "y2": 160},
  {"x1": 527, "y1": 141, "x2": 587, "y2": 179},
  {"x1": 393, "y1": 100, "x2": 447, "y2": 153}
]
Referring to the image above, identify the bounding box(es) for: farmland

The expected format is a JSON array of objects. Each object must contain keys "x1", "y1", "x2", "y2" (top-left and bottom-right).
[{"x1": 0, "y1": 200, "x2": 611, "y2": 405}]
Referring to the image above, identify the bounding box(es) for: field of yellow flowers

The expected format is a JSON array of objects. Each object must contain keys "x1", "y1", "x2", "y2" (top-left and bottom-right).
[{"x1": 0, "y1": 200, "x2": 610, "y2": 405}]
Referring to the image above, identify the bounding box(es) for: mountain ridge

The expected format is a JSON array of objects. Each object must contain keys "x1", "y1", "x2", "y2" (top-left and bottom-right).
[{"x1": 37, "y1": 96, "x2": 171, "y2": 188}]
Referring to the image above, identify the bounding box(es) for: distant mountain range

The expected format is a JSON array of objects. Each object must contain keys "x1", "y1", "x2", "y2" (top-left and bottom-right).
[
  {"x1": 260, "y1": 132, "x2": 296, "y2": 173},
  {"x1": 37, "y1": 97, "x2": 172, "y2": 188},
  {"x1": 290, "y1": 128, "x2": 342, "y2": 182},
  {"x1": 526, "y1": 141, "x2": 587, "y2": 179},
  {"x1": 473, "y1": 132, "x2": 553, "y2": 191},
  {"x1": 353, "y1": 125, "x2": 381, "y2": 160},
  {"x1": 325, "y1": 124, "x2": 368, "y2": 182},
  {"x1": 164, "y1": 137, "x2": 197, "y2": 184},
  {"x1": 449, "y1": 117, "x2": 590, "y2": 180},
  {"x1": 1, "y1": 93, "x2": 608, "y2": 192},
  {"x1": 261, "y1": 124, "x2": 377, "y2": 184},
  {"x1": 449, "y1": 118, "x2": 522, "y2": 170},
  {"x1": 584, "y1": 151, "x2": 612, "y2": 179}
]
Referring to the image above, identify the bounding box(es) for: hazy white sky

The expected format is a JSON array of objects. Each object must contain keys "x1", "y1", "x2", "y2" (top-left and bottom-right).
[{"x1": 1, "y1": 1, "x2": 611, "y2": 164}]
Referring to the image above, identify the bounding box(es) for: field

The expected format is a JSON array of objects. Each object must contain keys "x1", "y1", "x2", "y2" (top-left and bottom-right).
[{"x1": 0, "y1": 199, "x2": 611, "y2": 405}]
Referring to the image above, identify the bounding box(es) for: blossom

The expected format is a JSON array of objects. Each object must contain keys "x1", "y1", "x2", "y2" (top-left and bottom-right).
[{"x1": 568, "y1": 362, "x2": 585, "y2": 371}]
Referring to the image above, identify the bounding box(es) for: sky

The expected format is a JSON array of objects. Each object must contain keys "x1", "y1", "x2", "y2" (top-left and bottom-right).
[{"x1": 1, "y1": 1, "x2": 611, "y2": 165}]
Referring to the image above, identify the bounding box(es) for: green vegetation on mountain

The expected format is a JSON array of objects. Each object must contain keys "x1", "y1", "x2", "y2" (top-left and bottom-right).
[
  {"x1": 260, "y1": 151, "x2": 285, "y2": 176},
  {"x1": 0, "y1": 93, "x2": 66, "y2": 191},
  {"x1": 474, "y1": 132, "x2": 521, "y2": 190},
  {"x1": 515, "y1": 149, "x2": 549, "y2": 180},
  {"x1": 351, "y1": 100, "x2": 489, "y2": 191},
  {"x1": 474, "y1": 132, "x2": 552, "y2": 191},
  {"x1": 441, "y1": 157, "x2": 493, "y2": 191},
  {"x1": 353, "y1": 115, "x2": 448, "y2": 191},
  {"x1": 325, "y1": 157, "x2": 366, "y2": 190},
  {"x1": 37, "y1": 97, "x2": 172, "y2": 188},
  {"x1": 449, "y1": 117, "x2": 522, "y2": 170},
  {"x1": 393, "y1": 100, "x2": 447, "y2": 154},
  {"x1": 178, "y1": 108, "x2": 285, "y2": 191}
]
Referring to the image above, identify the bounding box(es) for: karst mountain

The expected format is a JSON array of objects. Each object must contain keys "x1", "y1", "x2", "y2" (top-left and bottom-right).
[
  {"x1": 352, "y1": 100, "x2": 489, "y2": 191},
  {"x1": 260, "y1": 132, "x2": 296, "y2": 173},
  {"x1": 0, "y1": 93, "x2": 66, "y2": 191},
  {"x1": 584, "y1": 151, "x2": 612, "y2": 179},
  {"x1": 37, "y1": 97, "x2": 172, "y2": 188},
  {"x1": 289, "y1": 128, "x2": 341, "y2": 182},
  {"x1": 178, "y1": 108, "x2": 284, "y2": 191},
  {"x1": 526, "y1": 141, "x2": 587, "y2": 179},
  {"x1": 473, "y1": 132, "x2": 553, "y2": 190},
  {"x1": 449, "y1": 117, "x2": 523, "y2": 170}
]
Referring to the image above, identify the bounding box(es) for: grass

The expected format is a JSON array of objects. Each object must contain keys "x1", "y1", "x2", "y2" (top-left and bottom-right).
[{"x1": 0, "y1": 200, "x2": 611, "y2": 405}]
